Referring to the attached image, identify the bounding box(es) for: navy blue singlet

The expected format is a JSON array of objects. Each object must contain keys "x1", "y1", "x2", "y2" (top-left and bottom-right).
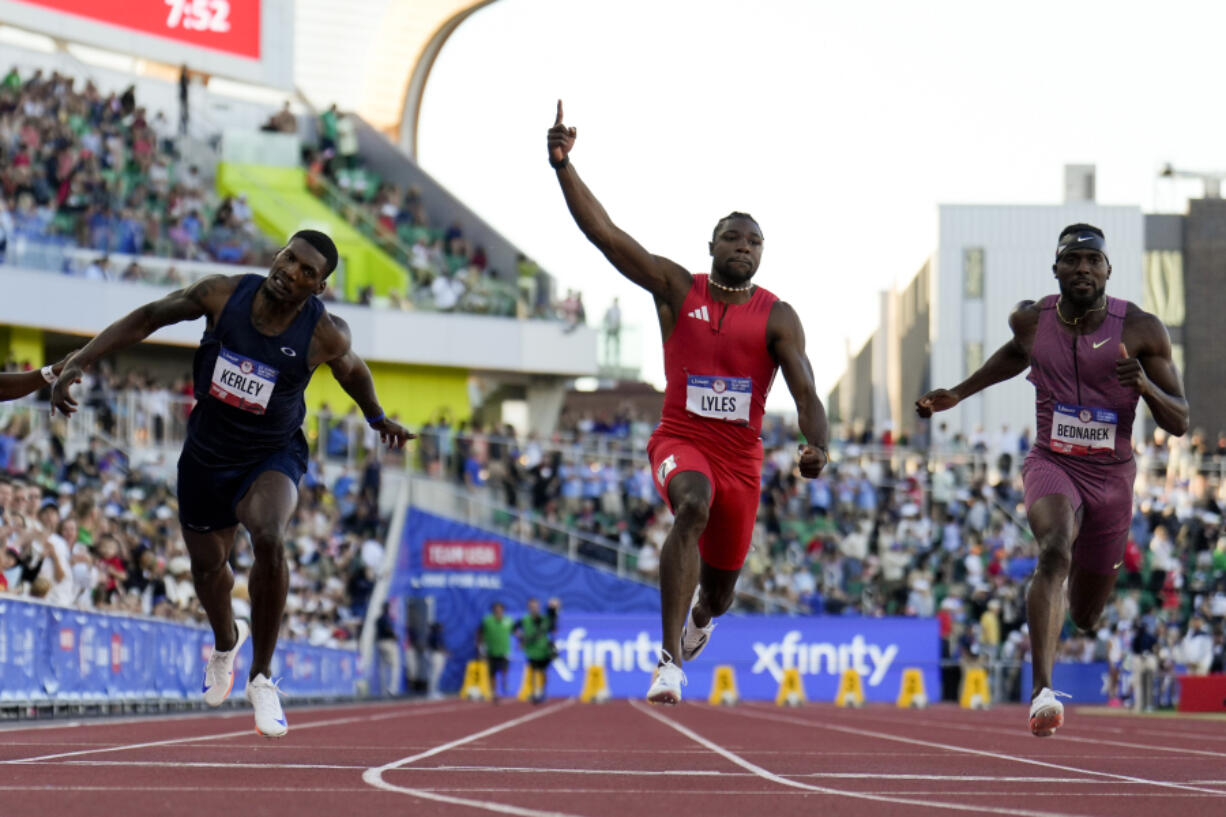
[{"x1": 185, "y1": 274, "x2": 324, "y2": 468}]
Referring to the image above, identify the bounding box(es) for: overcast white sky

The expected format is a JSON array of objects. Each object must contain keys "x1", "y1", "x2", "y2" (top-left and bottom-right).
[{"x1": 415, "y1": 0, "x2": 1224, "y2": 410}]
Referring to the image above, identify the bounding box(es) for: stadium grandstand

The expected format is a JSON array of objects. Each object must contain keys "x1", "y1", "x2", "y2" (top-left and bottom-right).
[{"x1": 1, "y1": 2, "x2": 1225, "y2": 816}]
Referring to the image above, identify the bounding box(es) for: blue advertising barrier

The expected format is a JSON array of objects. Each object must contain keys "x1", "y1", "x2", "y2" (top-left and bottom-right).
[
  {"x1": 1019, "y1": 661, "x2": 1110, "y2": 704},
  {"x1": 389, "y1": 509, "x2": 661, "y2": 692},
  {"x1": 0, "y1": 598, "x2": 364, "y2": 702},
  {"x1": 492, "y1": 614, "x2": 940, "y2": 702},
  {"x1": 1018, "y1": 660, "x2": 1189, "y2": 706},
  {"x1": 391, "y1": 510, "x2": 940, "y2": 699}
]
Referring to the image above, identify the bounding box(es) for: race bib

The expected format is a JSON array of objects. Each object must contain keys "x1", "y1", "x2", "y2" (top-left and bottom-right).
[
  {"x1": 1051, "y1": 403, "x2": 1117, "y2": 456},
  {"x1": 685, "y1": 374, "x2": 752, "y2": 424},
  {"x1": 209, "y1": 347, "x2": 278, "y2": 415}
]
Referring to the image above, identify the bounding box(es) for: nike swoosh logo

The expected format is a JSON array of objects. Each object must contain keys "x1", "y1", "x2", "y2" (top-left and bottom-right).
[
  {"x1": 202, "y1": 683, "x2": 210, "y2": 693},
  {"x1": 1092, "y1": 339, "x2": 1109, "y2": 349},
  {"x1": 1112, "y1": 560, "x2": 1124, "y2": 570},
  {"x1": 274, "y1": 718, "x2": 287, "y2": 726},
  {"x1": 1077, "y1": 236, "x2": 1094, "y2": 242}
]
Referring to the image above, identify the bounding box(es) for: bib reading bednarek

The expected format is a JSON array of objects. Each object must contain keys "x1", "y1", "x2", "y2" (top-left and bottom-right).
[
  {"x1": 1050, "y1": 402, "x2": 1117, "y2": 456},
  {"x1": 209, "y1": 347, "x2": 279, "y2": 415},
  {"x1": 686, "y1": 374, "x2": 752, "y2": 424}
]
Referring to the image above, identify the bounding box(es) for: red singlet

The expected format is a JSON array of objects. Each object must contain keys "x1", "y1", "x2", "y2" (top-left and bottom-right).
[{"x1": 647, "y1": 274, "x2": 779, "y2": 570}]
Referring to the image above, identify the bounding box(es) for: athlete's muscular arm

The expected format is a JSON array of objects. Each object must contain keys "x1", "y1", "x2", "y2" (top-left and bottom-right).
[
  {"x1": 1119, "y1": 309, "x2": 1189, "y2": 437},
  {"x1": 769, "y1": 302, "x2": 829, "y2": 478},
  {"x1": 916, "y1": 300, "x2": 1039, "y2": 417},
  {"x1": 548, "y1": 100, "x2": 691, "y2": 321},
  {"x1": 0, "y1": 353, "x2": 71, "y2": 402},
  {"x1": 314, "y1": 313, "x2": 414, "y2": 449},
  {"x1": 51, "y1": 274, "x2": 238, "y2": 415}
]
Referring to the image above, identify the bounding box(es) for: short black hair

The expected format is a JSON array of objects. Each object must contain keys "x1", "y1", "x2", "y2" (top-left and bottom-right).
[
  {"x1": 713, "y1": 211, "x2": 762, "y2": 241},
  {"x1": 1058, "y1": 223, "x2": 1104, "y2": 241},
  {"x1": 290, "y1": 229, "x2": 339, "y2": 276}
]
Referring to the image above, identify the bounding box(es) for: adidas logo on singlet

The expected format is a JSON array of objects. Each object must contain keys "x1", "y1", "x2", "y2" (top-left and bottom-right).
[{"x1": 687, "y1": 305, "x2": 710, "y2": 322}]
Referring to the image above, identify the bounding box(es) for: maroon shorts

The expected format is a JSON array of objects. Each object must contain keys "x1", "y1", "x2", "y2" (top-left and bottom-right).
[
  {"x1": 1022, "y1": 447, "x2": 1136, "y2": 575},
  {"x1": 647, "y1": 432, "x2": 761, "y2": 571}
]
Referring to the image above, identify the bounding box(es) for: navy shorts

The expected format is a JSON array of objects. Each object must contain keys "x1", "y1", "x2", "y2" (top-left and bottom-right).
[{"x1": 177, "y1": 435, "x2": 309, "y2": 533}]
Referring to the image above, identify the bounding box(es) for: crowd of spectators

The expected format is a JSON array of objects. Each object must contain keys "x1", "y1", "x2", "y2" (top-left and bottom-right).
[
  {"x1": 4, "y1": 342, "x2": 1224, "y2": 705},
  {"x1": 1, "y1": 66, "x2": 589, "y2": 326},
  {"x1": 0, "y1": 67, "x2": 278, "y2": 274},
  {"x1": 303, "y1": 104, "x2": 586, "y2": 322},
  {"x1": 402, "y1": 409, "x2": 1226, "y2": 704},
  {"x1": 0, "y1": 368, "x2": 389, "y2": 649}
]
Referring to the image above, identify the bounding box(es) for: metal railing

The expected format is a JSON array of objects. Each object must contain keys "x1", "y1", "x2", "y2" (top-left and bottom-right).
[{"x1": 2, "y1": 237, "x2": 266, "y2": 284}]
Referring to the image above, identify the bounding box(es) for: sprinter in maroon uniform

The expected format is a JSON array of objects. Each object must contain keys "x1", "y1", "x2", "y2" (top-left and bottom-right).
[
  {"x1": 547, "y1": 101, "x2": 829, "y2": 703},
  {"x1": 917, "y1": 223, "x2": 1187, "y2": 736}
]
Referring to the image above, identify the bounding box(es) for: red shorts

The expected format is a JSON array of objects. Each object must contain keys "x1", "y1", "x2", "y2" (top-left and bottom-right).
[{"x1": 646, "y1": 432, "x2": 761, "y2": 571}]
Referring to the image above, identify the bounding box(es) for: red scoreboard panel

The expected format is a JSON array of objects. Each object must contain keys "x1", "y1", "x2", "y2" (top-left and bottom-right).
[{"x1": 13, "y1": 0, "x2": 260, "y2": 59}]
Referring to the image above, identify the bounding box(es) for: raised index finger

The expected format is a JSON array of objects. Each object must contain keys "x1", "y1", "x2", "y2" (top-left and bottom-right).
[{"x1": 554, "y1": 99, "x2": 564, "y2": 127}]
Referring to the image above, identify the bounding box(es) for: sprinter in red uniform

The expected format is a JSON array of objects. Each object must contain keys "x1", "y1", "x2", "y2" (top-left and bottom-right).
[
  {"x1": 548, "y1": 101, "x2": 829, "y2": 703},
  {"x1": 917, "y1": 224, "x2": 1188, "y2": 736}
]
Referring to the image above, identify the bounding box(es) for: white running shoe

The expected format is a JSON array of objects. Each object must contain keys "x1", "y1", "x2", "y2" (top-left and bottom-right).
[
  {"x1": 646, "y1": 652, "x2": 687, "y2": 705},
  {"x1": 202, "y1": 619, "x2": 250, "y2": 707},
  {"x1": 1029, "y1": 687, "x2": 1071, "y2": 737},
  {"x1": 246, "y1": 674, "x2": 288, "y2": 738},
  {"x1": 680, "y1": 606, "x2": 716, "y2": 663}
]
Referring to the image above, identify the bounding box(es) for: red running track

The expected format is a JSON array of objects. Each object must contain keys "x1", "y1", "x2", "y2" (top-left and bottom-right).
[{"x1": 1, "y1": 698, "x2": 1224, "y2": 816}]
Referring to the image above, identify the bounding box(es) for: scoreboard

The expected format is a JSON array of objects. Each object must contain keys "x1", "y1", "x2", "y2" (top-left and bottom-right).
[{"x1": 1, "y1": 0, "x2": 292, "y2": 88}]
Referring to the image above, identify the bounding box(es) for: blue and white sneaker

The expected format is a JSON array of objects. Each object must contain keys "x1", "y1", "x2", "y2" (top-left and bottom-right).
[
  {"x1": 246, "y1": 674, "x2": 288, "y2": 738},
  {"x1": 202, "y1": 619, "x2": 250, "y2": 707}
]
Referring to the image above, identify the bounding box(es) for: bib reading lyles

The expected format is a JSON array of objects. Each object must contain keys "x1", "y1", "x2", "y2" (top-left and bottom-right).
[
  {"x1": 1050, "y1": 402, "x2": 1117, "y2": 456},
  {"x1": 686, "y1": 374, "x2": 752, "y2": 424},
  {"x1": 209, "y1": 347, "x2": 279, "y2": 415}
]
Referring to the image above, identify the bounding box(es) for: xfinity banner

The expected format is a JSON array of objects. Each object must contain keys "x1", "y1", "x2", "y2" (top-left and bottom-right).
[{"x1": 534, "y1": 614, "x2": 939, "y2": 702}]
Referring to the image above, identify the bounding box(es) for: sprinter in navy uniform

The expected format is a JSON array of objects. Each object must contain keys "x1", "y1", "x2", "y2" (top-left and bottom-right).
[{"x1": 51, "y1": 230, "x2": 412, "y2": 737}]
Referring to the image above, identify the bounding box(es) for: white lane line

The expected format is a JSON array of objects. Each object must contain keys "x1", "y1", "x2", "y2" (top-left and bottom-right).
[
  {"x1": 631, "y1": 701, "x2": 1082, "y2": 817},
  {"x1": 2, "y1": 703, "x2": 471, "y2": 764},
  {"x1": 3, "y1": 784, "x2": 1222, "y2": 800},
  {"x1": 0, "y1": 698, "x2": 459, "y2": 734},
  {"x1": 0, "y1": 785, "x2": 375, "y2": 793},
  {"x1": 398, "y1": 788, "x2": 1226, "y2": 798},
  {"x1": 55, "y1": 759, "x2": 364, "y2": 770},
  {"x1": 362, "y1": 701, "x2": 587, "y2": 817},
  {"x1": 394, "y1": 766, "x2": 1182, "y2": 784},
  {"x1": 25, "y1": 760, "x2": 1203, "y2": 787},
  {"x1": 826, "y1": 708, "x2": 1226, "y2": 758},
  {"x1": 719, "y1": 706, "x2": 1226, "y2": 797}
]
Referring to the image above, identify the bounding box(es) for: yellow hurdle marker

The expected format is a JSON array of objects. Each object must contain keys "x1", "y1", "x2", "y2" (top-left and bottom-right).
[
  {"x1": 460, "y1": 659, "x2": 492, "y2": 701},
  {"x1": 579, "y1": 664, "x2": 610, "y2": 703},
  {"x1": 775, "y1": 667, "x2": 807, "y2": 707},
  {"x1": 960, "y1": 666, "x2": 990, "y2": 709},
  {"x1": 707, "y1": 665, "x2": 739, "y2": 706},
  {"x1": 835, "y1": 667, "x2": 865, "y2": 708},
  {"x1": 896, "y1": 667, "x2": 928, "y2": 709},
  {"x1": 516, "y1": 665, "x2": 541, "y2": 701}
]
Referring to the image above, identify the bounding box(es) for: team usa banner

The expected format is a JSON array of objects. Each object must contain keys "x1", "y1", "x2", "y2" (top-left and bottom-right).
[{"x1": 0, "y1": 598, "x2": 363, "y2": 702}]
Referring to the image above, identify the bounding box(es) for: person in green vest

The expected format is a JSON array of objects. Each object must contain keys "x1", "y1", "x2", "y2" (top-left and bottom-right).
[
  {"x1": 514, "y1": 597, "x2": 560, "y2": 703},
  {"x1": 477, "y1": 601, "x2": 513, "y2": 701},
  {"x1": 318, "y1": 103, "x2": 339, "y2": 153}
]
